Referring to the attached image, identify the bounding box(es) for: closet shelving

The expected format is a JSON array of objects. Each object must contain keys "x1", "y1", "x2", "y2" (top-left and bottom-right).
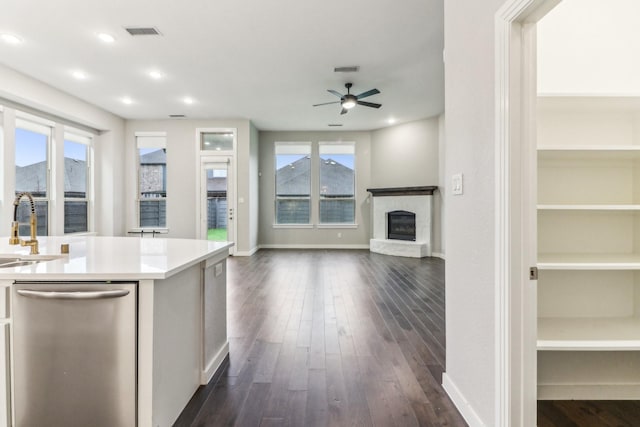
[{"x1": 537, "y1": 96, "x2": 640, "y2": 399}]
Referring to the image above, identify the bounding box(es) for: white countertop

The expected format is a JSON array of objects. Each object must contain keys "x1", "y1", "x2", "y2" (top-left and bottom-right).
[{"x1": 0, "y1": 236, "x2": 233, "y2": 280}]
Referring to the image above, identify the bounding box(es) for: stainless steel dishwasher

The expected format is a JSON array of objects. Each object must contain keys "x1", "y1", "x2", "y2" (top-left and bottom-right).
[{"x1": 12, "y1": 282, "x2": 137, "y2": 427}]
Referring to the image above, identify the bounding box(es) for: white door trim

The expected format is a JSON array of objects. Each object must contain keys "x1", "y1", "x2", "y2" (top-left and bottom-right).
[{"x1": 494, "y1": 0, "x2": 561, "y2": 426}]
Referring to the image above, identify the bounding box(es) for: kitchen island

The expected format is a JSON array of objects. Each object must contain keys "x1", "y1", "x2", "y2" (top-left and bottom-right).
[{"x1": 0, "y1": 236, "x2": 233, "y2": 427}]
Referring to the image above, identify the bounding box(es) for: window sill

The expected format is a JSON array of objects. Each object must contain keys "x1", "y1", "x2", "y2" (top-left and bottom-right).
[
  {"x1": 317, "y1": 223, "x2": 358, "y2": 229},
  {"x1": 272, "y1": 224, "x2": 314, "y2": 229}
]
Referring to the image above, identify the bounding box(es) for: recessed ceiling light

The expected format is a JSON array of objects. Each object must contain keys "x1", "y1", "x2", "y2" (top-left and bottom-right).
[
  {"x1": 1, "y1": 34, "x2": 23, "y2": 45},
  {"x1": 97, "y1": 32, "x2": 115, "y2": 43},
  {"x1": 148, "y1": 70, "x2": 163, "y2": 80},
  {"x1": 71, "y1": 70, "x2": 87, "y2": 80},
  {"x1": 121, "y1": 97, "x2": 133, "y2": 105},
  {"x1": 183, "y1": 97, "x2": 194, "y2": 105},
  {"x1": 387, "y1": 118, "x2": 397, "y2": 125}
]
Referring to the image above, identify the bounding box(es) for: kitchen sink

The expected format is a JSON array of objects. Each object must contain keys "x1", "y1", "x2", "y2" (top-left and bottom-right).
[{"x1": 0, "y1": 254, "x2": 66, "y2": 269}]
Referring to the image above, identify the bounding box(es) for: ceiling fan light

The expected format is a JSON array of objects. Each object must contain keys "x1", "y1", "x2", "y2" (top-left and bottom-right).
[{"x1": 342, "y1": 99, "x2": 357, "y2": 109}]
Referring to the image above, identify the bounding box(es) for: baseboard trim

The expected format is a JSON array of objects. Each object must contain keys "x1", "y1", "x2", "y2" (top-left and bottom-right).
[
  {"x1": 201, "y1": 341, "x2": 229, "y2": 384},
  {"x1": 442, "y1": 373, "x2": 486, "y2": 427},
  {"x1": 259, "y1": 244, "x2": 370, "y2": 250},
  {"x1": 432, "y1": 252, "x2": 445, "y2": 260},
  {"x1": 234, "y1": 247, "x2": 259, "y2": 257}
]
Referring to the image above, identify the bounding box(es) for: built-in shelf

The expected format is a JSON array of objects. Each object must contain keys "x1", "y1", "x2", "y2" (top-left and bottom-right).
[
  {"x1": 538, "y1": 317, "x2": 640, "y2": 351},
  {"x1": 536, "y1": 95, "x2": 640, "y2": 399},
  {"x1": 538, "y1": 146, "x2": 640, "y2": 160},
  {"x1": 538, "y1": 253, "x2": 640, "y2": 270}
]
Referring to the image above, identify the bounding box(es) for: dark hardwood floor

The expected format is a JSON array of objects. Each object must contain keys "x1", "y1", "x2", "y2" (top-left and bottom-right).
[{"x1": 175, "y1": 249, "x2": 467, "y2": 426}]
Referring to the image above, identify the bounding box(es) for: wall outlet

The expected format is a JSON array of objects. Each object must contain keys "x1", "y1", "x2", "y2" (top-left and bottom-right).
[{"x1": 452, "y1": 173, "x2": 463, "y2": 195}]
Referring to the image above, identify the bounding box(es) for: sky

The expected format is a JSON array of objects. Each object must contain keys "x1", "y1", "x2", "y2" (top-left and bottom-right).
[{"x1": 15, "y1": 128, "x2": 87, "y2": 167}]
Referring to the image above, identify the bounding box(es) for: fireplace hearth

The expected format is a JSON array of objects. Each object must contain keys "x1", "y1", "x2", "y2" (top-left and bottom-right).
[{"x1": 387, "y1": 210, "x2": 416, "y2": 241}]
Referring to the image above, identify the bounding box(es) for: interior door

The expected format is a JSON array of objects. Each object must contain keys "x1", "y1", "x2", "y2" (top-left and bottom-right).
[{"x1": 200, "y1": 158, "x2": 235, "y2": 253}]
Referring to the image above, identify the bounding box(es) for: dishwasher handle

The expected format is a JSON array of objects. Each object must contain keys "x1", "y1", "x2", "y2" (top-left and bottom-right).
[{"x1": 17, "y1": 289, "x2": 130, "y2": 300}]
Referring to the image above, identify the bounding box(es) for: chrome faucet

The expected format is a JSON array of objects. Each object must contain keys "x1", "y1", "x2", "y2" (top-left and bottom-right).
[{"x1": 9, "y1": 192, "x2": 39, "y2": 255}]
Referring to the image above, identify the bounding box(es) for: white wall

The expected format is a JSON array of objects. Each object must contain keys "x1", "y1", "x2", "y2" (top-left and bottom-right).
[
  {"x1": 371, "y1": 118, "x2": 443, "y2": 255},
  {"x1": 538, "y1": 0, "x2": 640, "y2": 94},
  {"x1": 124, "y1": 119, "x2": 257, "y2": 254},
  {"x1": 443, "y1": 0, "x2": 505, "y2": 425},
  {"x1": 0, "y1": 64, "x2": 126, "y2": 237}
]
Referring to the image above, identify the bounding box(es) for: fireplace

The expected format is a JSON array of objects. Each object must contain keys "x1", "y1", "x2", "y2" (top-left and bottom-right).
[
  {"x1": 366, "y1": 186, "x2": 437, "y2": 258},
  {"x1": 387, "y1": 210, "x2": 416, "y2": 241}
]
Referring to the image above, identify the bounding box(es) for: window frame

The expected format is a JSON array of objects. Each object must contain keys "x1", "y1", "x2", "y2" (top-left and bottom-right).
[
  {"x1": 63, "y1": 128, "x2": 93, "y2": 234},
  {"x1": 14, "y1": 116, "x2": 52, "y2": 236},
  {"x1": 274, "y1": 141, "x2": 312, "y2": 226},
  {"x1": 136, "y1": 132, "x2": 168, "y2": 229},
  {"x1": 318, "y1": 141, "x2": 357, "y2": 226}
]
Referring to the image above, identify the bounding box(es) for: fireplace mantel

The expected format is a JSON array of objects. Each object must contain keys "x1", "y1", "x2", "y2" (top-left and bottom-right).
[{"x1": 367, "y1": 186, "x2": 437, "y2": 197}]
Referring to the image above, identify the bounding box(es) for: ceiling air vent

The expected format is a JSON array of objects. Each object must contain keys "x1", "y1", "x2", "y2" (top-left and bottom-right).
[
  {"x1": 125, "y1": 27, "x2": 161, "y2": 36},
  {"x1": 328, "y1": 124, "x2": 343, "y2": 127},
  {"x1": 334, "y1": 66, "x2": 359, "y2": 73},
  {"x1": 169, "y1": 114, "x2": 185, "y2": 118}
]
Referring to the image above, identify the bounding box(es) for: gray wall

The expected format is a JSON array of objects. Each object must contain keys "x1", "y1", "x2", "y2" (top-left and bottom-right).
[
  {"x1": 371, "y1": 117, "x2": 442, "y2": 255},
  {"x1": 259, "y1": 120, "x2": 443, "y2": 253},
  {"x1": 258, "y1": 130, "x2": 372, "y2": 247}
]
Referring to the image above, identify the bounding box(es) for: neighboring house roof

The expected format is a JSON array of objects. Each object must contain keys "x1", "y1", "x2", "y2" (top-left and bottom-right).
[
  {"x1": 276, "y1": 157, "x2": 353, "y2": 196},
  {"x1": 16, "y1": 158, "x2": 86, "y2": 194},
  {"x1": 140, "y1": 149, "x2": 166, "y2": 165}
]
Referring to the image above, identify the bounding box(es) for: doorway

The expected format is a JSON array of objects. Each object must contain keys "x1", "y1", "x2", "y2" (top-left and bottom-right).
[
  {"x1": 201, "y1": 160, "x2": 233, "y2": 243},
  {"x1": 196, "y1": 128, "x2": 237, "y2": 255}
]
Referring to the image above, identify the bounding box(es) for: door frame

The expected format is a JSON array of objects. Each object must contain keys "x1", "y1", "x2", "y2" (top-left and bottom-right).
[
  {"x1": 195, "y1": 128, "x2": 237, "y2": 255},
  {"x1": 494, "y1": 0, "x2": 561, "y2": 425}
]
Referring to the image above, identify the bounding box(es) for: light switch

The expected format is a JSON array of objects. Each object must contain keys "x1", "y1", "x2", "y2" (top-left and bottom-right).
[{"x1": 452, "y1": 173, "x2": 463, "y2": 195}]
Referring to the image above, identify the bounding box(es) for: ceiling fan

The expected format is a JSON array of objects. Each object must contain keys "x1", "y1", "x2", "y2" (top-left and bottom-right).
[{"x1": 313, "y1": 83, "x2": 381, "y2": 115}]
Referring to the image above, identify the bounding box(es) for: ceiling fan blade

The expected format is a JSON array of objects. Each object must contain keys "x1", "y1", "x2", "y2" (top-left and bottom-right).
[
  {"x1": 313, "y1": 101, "x2": 341, "y2": 107},
  {"x1": 340, "y1": 108, "x2": 349, "y2": 115},
  {"x1": 355, "y1": 88, "x2": 380, "y2": 99},
  {"x1": 357, "y1": 100, "x2": 382, "y2": 109},
  {"x1": 328, "y1": 89, "x2": 344, "y2": 98}
]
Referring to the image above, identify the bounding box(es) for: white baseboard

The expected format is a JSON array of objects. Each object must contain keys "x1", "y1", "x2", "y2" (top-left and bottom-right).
[
  {"x1": 432, "y1": 252, "x2": 445, "y2": 259},
  {"x1": 259, "y1": 244, "x2": 370, "y2": 250},
  {"x1": 234, "y1": 246, "x2": 259, "y2": 256},
  {"x1": 442, "y1": 373, "x2": 486, "y2": 427},
  {"x1": 201, "y1": 341, "x2": 229, "y2": 384}
]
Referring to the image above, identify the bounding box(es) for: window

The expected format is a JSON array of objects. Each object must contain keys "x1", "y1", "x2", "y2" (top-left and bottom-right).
[
  {"x1": 64, "y1": 130, "x2": 91, "y2": 233},
  {"x1": 137, "y1": 133, "x2": 167, "y2": 227},
  {"x1": 319, "y1": 142, "x2": 356, "y2": 224},
  {"x1": 15, "y1": 119, "x2": 50, "y2": 236},
  {"x1": 200, "y1": 131, "x2": 234, "y2": 152},
  {"x1": 275, "y1": 142, "x2": 311, "y2": 224}
]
